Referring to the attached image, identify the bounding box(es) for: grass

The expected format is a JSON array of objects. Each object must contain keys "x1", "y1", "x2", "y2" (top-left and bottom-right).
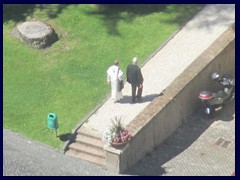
[{"x1": 3, "y1": 4, "x2": 205, "y2": 148}]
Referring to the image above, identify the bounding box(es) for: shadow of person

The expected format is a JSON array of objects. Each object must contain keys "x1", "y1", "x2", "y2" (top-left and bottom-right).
[
  {"x1": 119, "y1": 93, "x2": 161, "y2": 104},
  {"x1": 119, "y1": 96, "x2": 132, "y2": 104},
  {"x1": 136, "y1": 90, "x2": 165, "y2": 104},
  {"x1": 58, "y1": 133, "x2": 71, "y2": 142},
  {"x1": 138, "y1": 94, "x2": 159, "y2": 103}
]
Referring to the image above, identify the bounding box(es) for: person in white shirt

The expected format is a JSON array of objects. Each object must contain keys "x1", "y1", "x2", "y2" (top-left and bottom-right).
[{"x1": 107, "y1": 60, "x2": 124, "y2": 103}]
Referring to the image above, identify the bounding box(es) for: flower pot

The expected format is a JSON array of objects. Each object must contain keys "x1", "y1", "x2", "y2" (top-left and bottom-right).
[{"x1": 110, "y1": 141, "x2": 127, "y2": 148}]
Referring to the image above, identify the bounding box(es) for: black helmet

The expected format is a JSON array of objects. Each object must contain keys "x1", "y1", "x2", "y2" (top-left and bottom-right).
[{"x1": 211, "y1": 72, "x2": 220, "y2": 80}]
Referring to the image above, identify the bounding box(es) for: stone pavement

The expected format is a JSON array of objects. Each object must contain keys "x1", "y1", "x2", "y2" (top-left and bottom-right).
[
  {"x1": 83, "y1": 4, "x2": 235, "y2": 134},
  {"x1": 124, "y1": 101, "x2": 235, "y2": 176},
  {"x1": 3, "y1": 129, "x2": 118, "y2": 176}
]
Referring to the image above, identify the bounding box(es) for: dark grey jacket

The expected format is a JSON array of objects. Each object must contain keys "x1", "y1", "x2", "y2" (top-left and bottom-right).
[{"x1": 126, "y1": 64, "x2": 143, "y2": 85}]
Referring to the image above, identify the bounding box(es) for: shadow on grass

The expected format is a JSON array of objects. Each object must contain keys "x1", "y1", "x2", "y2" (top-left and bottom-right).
[
  {"x1": 85, "y1": 4, "x2": 205, "y2": 36},
  {"x1": 4, "y1": 4, "x2": 205, "y2": 37},
  {"x1": 58, "y1": 133, "x2": 71, "y2": 142},
  {"x1": 3, "y1": 4, "x2": 70, "y2": 23},
  {"x1": 85, "y1": 4, "x2": 167, "y2": 36}
]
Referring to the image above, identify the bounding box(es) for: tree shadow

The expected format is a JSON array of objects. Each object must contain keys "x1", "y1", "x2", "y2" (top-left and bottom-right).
[
  {"x1": 123, "y1": 101, "x2": 235, "y2": 175},
  {"x1": 190, "y1": 4, "x2": 234, "y2": 30},
  {"x1": 58, "y1": 133, "x2": 72, "y2": 142},
  {"x1": 3, "y1": 4, "x2": 70, "y2": 24},
  {"x1": 4, "y1": 4, "x2": 206, "y2": 36},
  {"x1": 84, "y1": 4, "x2": 168, "y2": 36},
  {"x1": 162, "y1": 4, "x2": 234, "y2": 32},
  {"x1": 161, "y1": 4, "x2": 205, "y2": 26},
  {"x1": 85, "y1": 4, "x2": 205, "y2": 36}
]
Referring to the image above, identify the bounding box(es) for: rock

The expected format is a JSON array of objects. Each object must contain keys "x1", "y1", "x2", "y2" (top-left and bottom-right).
[{"x1": 15, "y1": 20, "x2": 58, "y2": 49}]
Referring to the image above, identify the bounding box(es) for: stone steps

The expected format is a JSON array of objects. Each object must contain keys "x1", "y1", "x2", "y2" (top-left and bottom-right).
[
  {"x1": 77, "y1": 126, "x2": 102, "y2": 140},
  {"x1": 66, "y1": 149, "x2": 105, "y2": 167},
  {"x1": 66, "y1": 126, "x2": 106, "y2": 167},
  {"x1": 75, "y1": 134, "x2": 105, "y2": 149},
  {"x1": 68, "y1": 142, "x2": 105, "y2": 158}
]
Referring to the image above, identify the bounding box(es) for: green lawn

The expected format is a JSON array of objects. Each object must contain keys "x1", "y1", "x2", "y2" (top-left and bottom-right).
[{"x1": 3, "y1": 4, "x2": 205, "y2": 148}]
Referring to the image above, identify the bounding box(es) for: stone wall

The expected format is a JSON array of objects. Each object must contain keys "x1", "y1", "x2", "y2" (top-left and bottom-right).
[{"x1": 104, "y1": 25, "x2": 235, "y2": 173}]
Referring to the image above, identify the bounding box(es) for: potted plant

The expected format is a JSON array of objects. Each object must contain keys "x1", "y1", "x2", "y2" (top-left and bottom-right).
[{"x1": 102, "y1": 116, "x2": 132, "y2": 147}]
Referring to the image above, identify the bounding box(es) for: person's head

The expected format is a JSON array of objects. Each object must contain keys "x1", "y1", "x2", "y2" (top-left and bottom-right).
[
  {"x1": 114, "y1": 60, "x2": 119, "y2": 66},
  {"x1": 132, "y1": 57, "x2": 138, "y2": 65}
]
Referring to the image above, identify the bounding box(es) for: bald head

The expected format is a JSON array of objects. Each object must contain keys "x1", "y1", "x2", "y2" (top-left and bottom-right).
[{"x1": 132, "y1": 57, "x2": 138, "y2": 64}]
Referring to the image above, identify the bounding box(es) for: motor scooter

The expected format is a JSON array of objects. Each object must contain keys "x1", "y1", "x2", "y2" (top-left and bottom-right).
[{"x1": 198, "y1": 73, "x2": 235, "y2": 117}]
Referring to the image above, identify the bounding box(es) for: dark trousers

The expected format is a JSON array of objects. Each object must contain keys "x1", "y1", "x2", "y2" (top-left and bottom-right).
[{"x1": 131, "y1": 84, "x2": 143, "y2": 102}]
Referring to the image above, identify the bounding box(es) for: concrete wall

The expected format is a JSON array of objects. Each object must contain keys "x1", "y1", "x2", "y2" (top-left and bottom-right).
[{"x1": 104, "y1": 25, "x2": 235, "y2": 173}]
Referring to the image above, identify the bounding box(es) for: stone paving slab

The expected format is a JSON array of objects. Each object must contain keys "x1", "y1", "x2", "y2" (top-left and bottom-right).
[
  {"x1": 83, "y1": 4, "x2": 235, "y2": 134},
  {"x1": 124, "y1": 101, "x2": 235, "y2": 176}
]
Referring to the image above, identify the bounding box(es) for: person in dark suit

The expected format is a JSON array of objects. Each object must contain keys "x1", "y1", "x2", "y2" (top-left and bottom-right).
[{"x1": 126, "y1": 57, "x2": 144, "y2": 103}]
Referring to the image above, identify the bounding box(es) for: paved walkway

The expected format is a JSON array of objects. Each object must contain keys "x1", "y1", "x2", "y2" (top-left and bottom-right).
[
  {"x1": 124, "y1": 101, "x2": 235, "y2": 176},
  {"x1": 3, "y1": 129, "x2": 118, "y2": 176},
  {"x1": 83, "y1": 4, "x2": 235, "y2": 133}
]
